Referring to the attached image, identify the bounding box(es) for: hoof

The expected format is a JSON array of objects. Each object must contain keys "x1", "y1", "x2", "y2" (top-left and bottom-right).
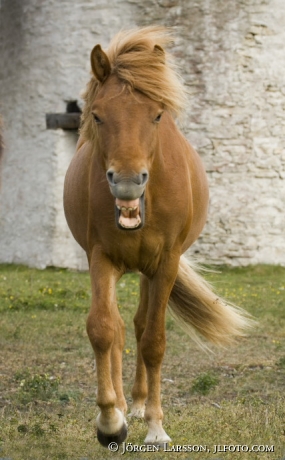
[{"x1": 97, "y1": 422, "x2": 128, "y2": 448}]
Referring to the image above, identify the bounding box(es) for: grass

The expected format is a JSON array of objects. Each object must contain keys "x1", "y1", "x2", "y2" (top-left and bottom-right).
[
  {"x1": 191, "y1": 372, "x2": 219, "y2": 396},
  {"x1": 0, "y1": 264, "x2": 284, "y2": 459}
]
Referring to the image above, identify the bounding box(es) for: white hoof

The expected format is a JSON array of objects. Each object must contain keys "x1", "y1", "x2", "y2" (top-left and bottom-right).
[{"x1": 144, "y1": 420, "x2": 171, "y2": 444}]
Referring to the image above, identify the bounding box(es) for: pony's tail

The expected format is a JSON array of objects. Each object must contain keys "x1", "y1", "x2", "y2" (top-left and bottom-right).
[{"x1": 168, "y1": 256, "x2": 253, "y2": 348}]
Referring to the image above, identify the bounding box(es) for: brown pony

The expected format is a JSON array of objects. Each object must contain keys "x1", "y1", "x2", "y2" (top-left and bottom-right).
[{"x1": 64, "y1": 27, "x2": 250, "y2": 447}]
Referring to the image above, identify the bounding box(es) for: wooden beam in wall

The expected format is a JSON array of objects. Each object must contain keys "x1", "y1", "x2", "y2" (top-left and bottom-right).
[{"x1": 46, "y1": 113, "x2": 81, "y2": 130}]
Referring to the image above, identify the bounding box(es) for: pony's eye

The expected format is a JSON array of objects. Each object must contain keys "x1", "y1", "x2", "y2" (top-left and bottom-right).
[
  {"x1": 154, "y1": 112, "x2": 163, "y2": 123},
  {"x1": 93, "y1": 113, "x2": 102, "y2": 124}
]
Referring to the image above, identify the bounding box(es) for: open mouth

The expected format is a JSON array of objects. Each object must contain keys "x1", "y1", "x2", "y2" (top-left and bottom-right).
[{"x1": 115, "y1": 195, "x2": 145, "y2": 230}]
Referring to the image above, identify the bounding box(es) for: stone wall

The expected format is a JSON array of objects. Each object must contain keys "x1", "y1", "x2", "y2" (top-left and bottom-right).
[
  {"x1": 0, "y1": 0, "x2": 284, "y2": 268},
  {"x1": 173, "y1": 0, "x2": 285, "y2": 265}
]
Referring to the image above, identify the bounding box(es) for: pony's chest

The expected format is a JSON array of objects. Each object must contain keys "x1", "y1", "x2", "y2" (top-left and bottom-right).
[{"x1": 103, "y1": 231, "x2": 164, "y2": 274}]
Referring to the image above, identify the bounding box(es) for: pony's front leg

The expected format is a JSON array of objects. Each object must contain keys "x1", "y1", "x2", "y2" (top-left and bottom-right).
[
  {"x1": 86, "y1": 248, "x2": 127, "y2": 447},
  {"x1": 130, "y1": 274, "x2": 148, "y2": 418},
  {"x1": 141, "y1": 254, "x2": 180, "y2": 445},
  {"x1": 111, "y1": 308, "x2": 128, "y2": 415}
]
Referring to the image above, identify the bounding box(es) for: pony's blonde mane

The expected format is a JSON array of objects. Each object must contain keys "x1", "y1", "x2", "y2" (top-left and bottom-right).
[{"x1": 81, "y1": 26, "x2": 187, "y2": 142}]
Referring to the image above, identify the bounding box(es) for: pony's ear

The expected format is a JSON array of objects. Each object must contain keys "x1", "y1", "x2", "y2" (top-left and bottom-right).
[
  {"x1": 91, "y1": 44, "x2": 111, "y2": 82},
  {"x1": 153, "y1": 44, "x2": 165, "y2": 64}
]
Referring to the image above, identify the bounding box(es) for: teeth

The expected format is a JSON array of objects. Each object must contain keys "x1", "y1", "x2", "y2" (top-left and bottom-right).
[
  {"x1": 117, "y1": 205, "x2": 138, "y2": 211},
  {"x1": 120, "y1": 218, "x2": 141, "y2": 229}
]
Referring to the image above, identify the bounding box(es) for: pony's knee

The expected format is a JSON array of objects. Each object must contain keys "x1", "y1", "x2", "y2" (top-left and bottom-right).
[
  {"x1": 140, "y1": 331, "x2": 165, "y2": 367},
  {"x1": 86, "y1": 313, "x2": 114, "y2": 352}
]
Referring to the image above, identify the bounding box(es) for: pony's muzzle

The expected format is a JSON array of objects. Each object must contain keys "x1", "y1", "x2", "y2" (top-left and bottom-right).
[
  {"x1": 106, "y1": 168, "x2": 149, "y2": 200},
  {"x1": 106, "y1": 169, "x2": 148, "y2": 230}
]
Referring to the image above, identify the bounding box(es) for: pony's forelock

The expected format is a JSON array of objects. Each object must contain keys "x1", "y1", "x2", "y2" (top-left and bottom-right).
[{"x1": 81, "y1": 26, "x2": 187, "y2": 141}]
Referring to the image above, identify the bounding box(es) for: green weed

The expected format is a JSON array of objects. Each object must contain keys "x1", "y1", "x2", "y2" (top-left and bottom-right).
[
  {"x1": 191, "y1": 372, "x2": 219, "y2": 395},
  {"x1": 15, "y1": 371, "x2": 60, "y2": 403},
  {"x1": 277, "y1": 356, "x2": 285, "y2": 368}
]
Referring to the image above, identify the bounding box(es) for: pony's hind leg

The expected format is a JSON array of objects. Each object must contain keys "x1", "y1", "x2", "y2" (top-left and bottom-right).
[
  {"x1": 130, "y1": 274, "x2": 148, "y2": 418},
  {"x1": 87, "y1": 248, "x2": 127, "y2": 447}
]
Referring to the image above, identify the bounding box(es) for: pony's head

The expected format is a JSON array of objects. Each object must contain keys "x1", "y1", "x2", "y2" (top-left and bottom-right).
[{"x1": 81, "y1": 27, "x2": 186, "y2": 230}]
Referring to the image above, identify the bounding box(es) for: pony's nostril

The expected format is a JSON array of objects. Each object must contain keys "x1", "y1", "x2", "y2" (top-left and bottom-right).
[
  {"x1": 106, "y1": 169, "x2": 115, "y2": 185},
  {"x1": 140, "y1": 171, "x2": 149, "y2": 186}
]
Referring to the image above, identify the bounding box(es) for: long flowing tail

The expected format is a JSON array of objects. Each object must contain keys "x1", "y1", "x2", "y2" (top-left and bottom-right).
[{"x1": 168, "y1": 256, "x2": 253, "y2": 347}]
